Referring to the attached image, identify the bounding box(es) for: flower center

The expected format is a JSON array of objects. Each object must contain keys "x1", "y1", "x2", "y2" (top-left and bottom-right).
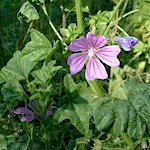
[{"x1": 88, "y1": 48, "x2": 95, "y2": 58}]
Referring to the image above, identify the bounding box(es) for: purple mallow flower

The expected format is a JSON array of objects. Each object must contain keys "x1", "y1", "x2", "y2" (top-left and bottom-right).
[
  {"x1": 14, "y1": 100, "x2": 57, "y2": 122},
  {"x1": 67, "y1": 32, "x2": 121, "y2": 81},
  {"x1": 116, "y1": 36, "x2": 138, "y2": 51}
]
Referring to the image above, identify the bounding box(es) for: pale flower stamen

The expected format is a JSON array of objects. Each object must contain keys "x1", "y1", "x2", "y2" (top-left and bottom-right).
[{"x1": 88, "y1": 48, "x2": 95, "y2": 58}]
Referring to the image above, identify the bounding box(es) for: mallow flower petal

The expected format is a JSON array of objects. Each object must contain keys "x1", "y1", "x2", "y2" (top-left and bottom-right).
[
  {"x1": 14, "y1": 107, "x2": 33, "y2": 115},
  {"x1": 46, "y1": 111, "x2": 53, "y2": 116},
  {"x1": 85, "y1": 57, "x2": 108, "y2": 81},
  {"x1": 67, "y1": 53, "x2": 88, "y2": 75},
  {"x1": 86, "y1": 32, "x2": 107, "y2": 49},
  {"x1": 68, "y1": 37, "x2": 89, "y2": 52},
  {"x1": 96, "y1": 46, "x2": 121, "y2": 67},
  {"x1": 21, "y1": 115, "x2": 34, "y2": 122},
  {"x1": 116, "y1": 36, "x2": 138, "y2": 51}
]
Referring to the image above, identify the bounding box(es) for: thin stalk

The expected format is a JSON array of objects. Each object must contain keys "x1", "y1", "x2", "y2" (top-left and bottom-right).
[
  {"x1": 112, "y1": 9, "x2": 139, "y2": 25},
  {"x1": 75, "y1": 0, "x2": 84, "y2": 33},
  {"x1": 103, "y1": 0, "x2": 124, "y2": 35},
  {"x1": 121, "y1": 132, "x2": 134, "y2": 150},
  {"x1": 119, "y1": 0, "x2": 129, "y2": 18},
  {"x1": 117, "y1": 25, "x2": 129, "y2": 36},
  {"x1": 22, "y1": 21, "x2": 33, "y2": 45},
  {"x1": 42, "y1": 3, "x2": 62, "y2": 41},
  {"x1": 45, "y1": 133, "x2": 50, "y2": 150}
]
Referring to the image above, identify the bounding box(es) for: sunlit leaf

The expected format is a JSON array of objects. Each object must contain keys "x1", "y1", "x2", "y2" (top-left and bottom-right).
[
  {"x1": 55, "y1": 96, "x2": 91, "y2": 136},
  {"x1": 21, "y1": 29, "x2": 53, "y2": 61},
  {"x1": 0, "y1": 134, "x2": 7, "y2": 150},
  {"x1": 17, "y1": 1, "x2": 39, "y2": 22},
  {"x1": 31, "y1": 61, "x2": 62, "y2": 85},
  {"x1": 0, "y1": 29, "x2": 53, "y2": 84},
  {"x1": 64, "y1": 74, "x2": 78, "y2": 93}
]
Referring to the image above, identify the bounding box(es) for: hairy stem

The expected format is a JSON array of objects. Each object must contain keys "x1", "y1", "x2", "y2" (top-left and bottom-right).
[{"x1": 75, "y1": 0, "x2": 84, "y2": 33}]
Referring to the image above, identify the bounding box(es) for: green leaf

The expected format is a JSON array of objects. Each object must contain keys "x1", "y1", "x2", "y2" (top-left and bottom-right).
[
  {"x1": 32, "y1": 0, "x2": 45, "y2": 3},
  {"x1": 0, "y1": 103, "x2": 6, "y2": 115},
  {"x1": 1, "y1": 78, "x2": 25, "y2": 107},
  {"x1": 31, "y1": 61, "x2": 62, "y2": 85},
  {"x1": 60, "y1": 24, "x2": 81, "y2": 42},
  {"x1": 113, "y1": 100, "x2": 144, "y2": 139},
  {"x1": 21, "y1": 29, "x2": 53, "y2": 61},
  {"x1": 73, "y1": 137, "x2": 90, "y2": 150},
  {"x1": 0, "y1": 29, "x2": 53, "y2": 84},
  {"x1": 0, "y1": 134, "x2": 7, "y2": 150},
  {"x1": 55, "y1": 97, "x2": 91, "y2": 136},
  {"x1": 64, "y1": 74, "x2": 78, "y2": 93},
  {"x1": 0, "y1": 51, "x2": 34, "y2": 81},
  {"x1": 17, "y1": 1, "x2": 39, "y2": 22},
  {"x1": 92, "y1": 97, "x2": 115, "y2": 132},
  {"x1": 92, "y1": 78, "x2": 150, "y2": 140},
  {"x1": 8, "y1": 134, "x2": 30, "y2": 150},
  {"x1": 133, "y1": 41, "x2": 146, "y2": 53}
]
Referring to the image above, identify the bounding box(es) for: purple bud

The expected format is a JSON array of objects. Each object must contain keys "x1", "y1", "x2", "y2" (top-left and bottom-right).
[
  {"x1": 36, "y1": 114, "x2": 43, "y2": 119},
  {"x1": 51, "y1": 106, "x2": 58, "y2": 109},
  {"x1": 116, "y1": 36, "x2": 138, "y2": 51}
]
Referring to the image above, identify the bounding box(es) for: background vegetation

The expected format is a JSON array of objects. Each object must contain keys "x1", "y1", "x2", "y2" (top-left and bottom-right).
[{"x1": 0, "y1": 0, "x2": 150, "y2": 149}]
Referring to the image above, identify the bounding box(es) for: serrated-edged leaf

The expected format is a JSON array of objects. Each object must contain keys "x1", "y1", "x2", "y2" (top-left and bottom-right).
[
  {"x1": 92, "y1": 97, "x2": 115, "y2": 131},
  {"x1": 125, "y1": 77, "x2": 141, "y2": 96},
  {"x1": 21, "y1": 29, "x2": 53, "y2": 61},
  {"x1": 0, "y1": 29, "x2": 53, "y2": 84},
  {"x1": 113, "y1": 100, "x2": 146, "y2": 139},
  {"x1": 0, "y1": 51, "x2": 34, "y2": 82},
  {"x1": 17, "y1": 1, "x2": 39, "y2": 22},
  {"x1": 55, "y1": 97, "x2": 91, "y2": 136},
  {"x1": 64, "y1": 74, "x2": 78, "y2": 93},
  {"x1": 92, "y1": 94, "x2": 150, "y2": 139},
  {"x1": 131, "y1": 93, "x2": 150, "y2": 120},
  {"x1": 31, "y1": 61, "x2": 62, "y2": 85},
  {"x1": 0, "y1": 134, "x2": 7, "y2": 150}
]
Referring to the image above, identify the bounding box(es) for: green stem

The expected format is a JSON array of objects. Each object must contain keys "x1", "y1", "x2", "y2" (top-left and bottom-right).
[
  {"x1": 121, "y1": 132, "x2": 134, "y2": 150},
  {"x1": 45, "y1": 132, "x2": 50, "y2": 150},
  {"x1": 75, "y1": 0, "x2": 84, "y2": 33},
  {"x1": 42, "y1": 3, "x2": 62, "y2": 41},
  {"x1": 112, "y1": 9, "x2": 139, "y2": 25},
  {"x1": 103, "y1": 0, "x2": 124, "y2": 35},
  {"x1": 117, "y1": 25, "x2": 129, "y2": 36},
  {"x1": 87, "y1": 80, "x2": 106, "y2": 98}
]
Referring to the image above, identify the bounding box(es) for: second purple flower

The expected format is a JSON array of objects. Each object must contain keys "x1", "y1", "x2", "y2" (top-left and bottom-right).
[
  {"x1": 67, "y1": 32, "x2": 121, "y2": 81},
  {"x1": 14, "y1": 101, "x2": 57, "y2": 122}
]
